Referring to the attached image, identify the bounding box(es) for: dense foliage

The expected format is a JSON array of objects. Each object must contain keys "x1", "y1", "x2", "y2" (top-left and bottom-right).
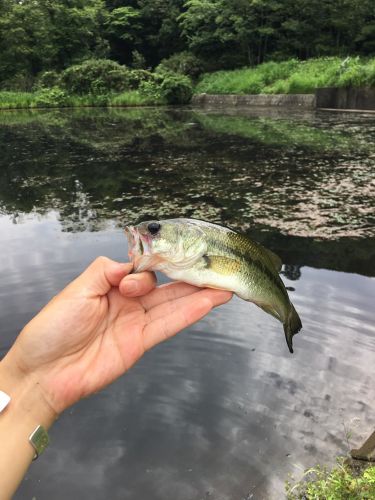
[
  {"x1": 179, "y1": 0, "x2": 375, "y2": 68},
  {"x1": 196, "y1": 57, "x2": 375, "y2": 94},
  {"x1": 0, "y1": 0, "x2": 374, "y2": 90}
]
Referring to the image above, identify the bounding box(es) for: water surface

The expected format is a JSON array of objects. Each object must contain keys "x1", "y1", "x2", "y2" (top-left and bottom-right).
[{"x1": 0, "y1": 107, "x2": 374, "y2": 499}]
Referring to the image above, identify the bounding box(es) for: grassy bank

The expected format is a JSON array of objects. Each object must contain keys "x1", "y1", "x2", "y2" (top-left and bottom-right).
[
  {"x1": 2, "y1": 57, "x2": 375, "y2": 109},
  {"x1": 0, "y1": 90, "x2": 164, "y2": 109},
  {"x1": 195, "y1": 57, "x2": 375, "y2": 95},
  {"x1": 286, "y1": 459, "x2": 375, "y2": 499}
]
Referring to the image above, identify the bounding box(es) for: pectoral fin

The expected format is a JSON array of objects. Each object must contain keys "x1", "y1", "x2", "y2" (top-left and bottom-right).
[{"x1": 203, "y1": 255, "x2": 242, "y2": 275}]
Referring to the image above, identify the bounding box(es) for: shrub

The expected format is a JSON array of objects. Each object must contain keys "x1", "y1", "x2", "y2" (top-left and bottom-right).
[
  {"x1": 159, "y1": 73, "x2": 193, "y2": 104},
  {"x1": 33, "y1": 87, "x2": 68, "y2": 107},
  {"x1": 127, "y1": 69, "x2": 157, "y2": 90},
  {"x1": 139, "y1": 79, "x2": 164, "y2": 102},
  {"x1": 156, "y1": 51, "x2": 205, "y2": 79},
  {"x1": 34, "y1": 71, "x2": 61, "y2": 90},
  {"x1": 61, "y1": 59, "x2": 131, "y2": 95}
]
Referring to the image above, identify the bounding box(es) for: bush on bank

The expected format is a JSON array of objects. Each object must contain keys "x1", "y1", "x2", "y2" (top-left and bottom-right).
[
  {"x1": 155, "y1": 51, "x2": 205, "y2": 79},
  {"x1": 0, "y1": 58, "x2": 194, "y2": 108}
]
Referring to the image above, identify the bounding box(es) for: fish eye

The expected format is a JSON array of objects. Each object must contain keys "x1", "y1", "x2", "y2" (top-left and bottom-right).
[{"x1": 148, "y1": 222, "x2": 161, "y2": 235}]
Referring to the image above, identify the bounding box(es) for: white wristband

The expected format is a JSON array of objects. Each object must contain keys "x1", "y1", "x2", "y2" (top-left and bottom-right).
[{"x1": 0, "y1": 390, "x2": 11, "y2": 413}]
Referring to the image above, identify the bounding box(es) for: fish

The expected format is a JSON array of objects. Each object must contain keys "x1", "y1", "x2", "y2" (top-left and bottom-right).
[{"x1": 125, "y1": 218, "x2": 302, "y2": 353}]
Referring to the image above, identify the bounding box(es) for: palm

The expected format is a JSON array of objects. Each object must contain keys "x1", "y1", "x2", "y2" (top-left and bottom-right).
[
  {"x1": 13, "y1": 259, "x2": 232, "y2": 414},
  {"x1": 40, "y1": 289, "x2": 150, "y2": 411}
]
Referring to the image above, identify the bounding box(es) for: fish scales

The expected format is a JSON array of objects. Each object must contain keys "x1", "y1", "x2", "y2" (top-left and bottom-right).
[
  {"x1": 199, "y1": 228, "x2": 287, "y2": 307},
  {"x1": 125, "y1": 218, "x2": 302, "y2": 353}
]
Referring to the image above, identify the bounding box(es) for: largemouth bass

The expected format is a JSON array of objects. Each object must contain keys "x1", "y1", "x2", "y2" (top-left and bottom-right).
[{"x1": 125, "y1": 218, "x2": 302, "y2": 353}]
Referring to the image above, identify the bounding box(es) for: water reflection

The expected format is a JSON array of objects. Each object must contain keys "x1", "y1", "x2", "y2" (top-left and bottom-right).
[
  {"x1": 4, "y1": 214, "x2": 373, "y2": 500},
  {"x1": 0, "y1": 108, "x2": 374, "y2": 499},
  {"x1": 1, "y1": 107, "x2": 374, "y2": 276},
  {"x1": 1, "y1": 107, "x2": 374, "y2": 240}
]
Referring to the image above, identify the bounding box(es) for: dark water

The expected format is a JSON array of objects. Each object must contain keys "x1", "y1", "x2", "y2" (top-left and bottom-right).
[{"x1": 0, "y1": 107, "x2": 374, "y2": 499}]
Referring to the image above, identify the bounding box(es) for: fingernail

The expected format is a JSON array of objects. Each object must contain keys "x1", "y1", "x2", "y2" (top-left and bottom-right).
[
  {"x1": 122, "y1": 279, "x2": 138, "y2": 294},
  {"x1": 121, "y1": 262, "x2": 133, "y2": 272}
]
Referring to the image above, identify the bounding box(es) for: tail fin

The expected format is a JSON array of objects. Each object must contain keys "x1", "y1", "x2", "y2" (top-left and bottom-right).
[{"x1": 283, "y1": 302, "x2": 302, "y2": 354}]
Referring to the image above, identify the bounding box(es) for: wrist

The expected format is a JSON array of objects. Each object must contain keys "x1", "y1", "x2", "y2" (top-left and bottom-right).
[
  {"x1": 0, "y1": 352, "x2": 57, "y2": 429},
  {"x1": 0, "y1": 353, "x2": 57, "y2": 497}
]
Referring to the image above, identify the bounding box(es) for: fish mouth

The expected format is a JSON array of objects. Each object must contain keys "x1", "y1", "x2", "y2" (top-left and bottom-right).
[
  {"x1": 139, "y1": 234, "x2": 151, "y2": 254},
  {"x1": 125, "y1": 226, "x2": 151, "y2": 256},
  {"x1": 124, "y1": 226, "x2": 137, "y2": 259},
  {"x1": 125, "y1": 224, "x2": 166, "y2": 273}
]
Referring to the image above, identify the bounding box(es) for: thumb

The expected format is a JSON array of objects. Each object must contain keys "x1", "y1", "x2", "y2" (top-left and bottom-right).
[{"x1": 72, "y1": 257, "x2": 133, "y2": 297}]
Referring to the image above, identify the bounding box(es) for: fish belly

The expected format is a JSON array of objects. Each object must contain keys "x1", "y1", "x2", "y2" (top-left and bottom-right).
[
  {"x1": 159, "y1": 265, "x2": 245, "y2": 295},
  {"x1": 157, "y1": 255, "x2": 288, "y2": 325}
]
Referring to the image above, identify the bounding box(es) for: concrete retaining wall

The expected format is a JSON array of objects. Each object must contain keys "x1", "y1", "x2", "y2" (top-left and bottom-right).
[
  {"x1": 316, "y1": 87, "x2": 375, "y2": 110},
  {"x1": 192, "y1": 93, "x2": 316, "y2": 109},
  {"x1": 192, "y1": 88, "x2": 375, "y2": 111}
]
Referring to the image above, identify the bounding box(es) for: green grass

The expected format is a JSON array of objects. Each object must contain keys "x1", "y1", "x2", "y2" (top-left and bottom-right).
[
  {"x1": 0, "y1": 91, "x2": 36, "y2": 108},
  {"x1": 286, "y1": 459, "x2": 375, "y2": 499},
  {"x1": 0, "y1": 89, "x2": 164, "y2": 109},
  {"x1": 109, "y1": 90, "x2": 164, "y2": 106},
  {"x1": 195, "y1": 56, "x2": 375, "y2": 95},
  {"x1": 3, "y1": 56, "x2": 375, "y2": 108}
]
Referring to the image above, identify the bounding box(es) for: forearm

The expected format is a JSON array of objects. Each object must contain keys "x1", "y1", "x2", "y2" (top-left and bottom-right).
[{"x1": 0, "y1": 354, "x2": 57, "y2": 499}]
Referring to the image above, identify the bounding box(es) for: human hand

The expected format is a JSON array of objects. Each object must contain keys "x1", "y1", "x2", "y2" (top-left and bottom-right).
[{"x1": 2, "y1": 257, "x2": 232, "y2": 417}]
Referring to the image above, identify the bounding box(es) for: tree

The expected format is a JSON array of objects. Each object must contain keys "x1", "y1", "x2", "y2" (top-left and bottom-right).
[
  {"x1": 104, "y1": 1, "x2": 185, "y2": 67},
  {"x1": 0, "y1": 0, "x2": 107, "y2": 87},
  {"x1": 103, "y1": 5, "x2": 142, "y2": 64},
  {"x1": 179, "y1": 0, "x2": 279, "y2": 67}
]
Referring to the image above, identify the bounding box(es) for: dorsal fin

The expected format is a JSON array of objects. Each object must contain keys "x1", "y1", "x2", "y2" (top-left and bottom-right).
[{"x1": 265, "y1": 248, "x2": 282, "y2": 273}]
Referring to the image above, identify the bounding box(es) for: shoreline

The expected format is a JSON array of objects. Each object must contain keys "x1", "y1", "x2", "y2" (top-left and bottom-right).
[{"x1": 2, "y1": 92, "x2": 375, "y2": 113}]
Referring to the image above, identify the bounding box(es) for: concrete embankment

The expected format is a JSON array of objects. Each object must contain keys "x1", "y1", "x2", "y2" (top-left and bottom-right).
[
  {"x1": 192, "y1": 93, "x2": 316, "y2": 109},
  {"x1": 192, "y1": 88, "x2": 375, "y2": 111},
  {"x1": 316, "y1": 87, "x2": 375, "y2": 110}
]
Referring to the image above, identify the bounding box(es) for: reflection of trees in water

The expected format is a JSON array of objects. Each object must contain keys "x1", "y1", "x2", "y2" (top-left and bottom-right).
[
  {"x1": 57, "y1": 179, "x2": 102, "y2": 232},
  {"x1": 1, "y1": 109, "x2": 375, "y2": 274},
  {"x1": 282, "y1": 264, "x2": 302, "y2": 281}
]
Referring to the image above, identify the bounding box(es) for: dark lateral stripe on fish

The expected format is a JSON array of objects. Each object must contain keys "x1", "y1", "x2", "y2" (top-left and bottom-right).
[
  {"x1": 252, "y1": 258, "x2": 286, "y2": 295},
  {"x1": 204, "y1": 236, "x2": 286, "y2": 297}
]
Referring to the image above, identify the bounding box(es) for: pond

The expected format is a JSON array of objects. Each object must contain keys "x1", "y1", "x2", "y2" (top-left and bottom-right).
[{"x1": 1, "y1": 107, "x2": 374, "y2": 500}]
